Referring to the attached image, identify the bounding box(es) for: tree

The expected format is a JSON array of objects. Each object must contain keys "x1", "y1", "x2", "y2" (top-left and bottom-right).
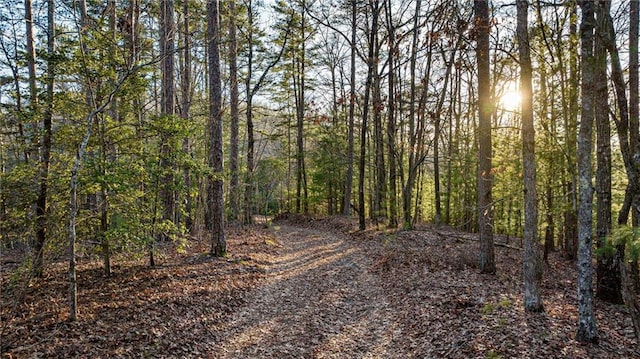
[
  {"x1": 358, "y1": 0, "x2": 379, "y2": 230},
  {"x1": 629, "y1": 0, "x2": 639, "y2": 225},
  {"x1": 207, "y1": 0, "x2": 225, "y2": 257},
  {"x1": 601, "y1": 0, "x2": 640, "y2": 343},
  {"x1": 517, "y1": 0, "x2": 543, "y2": 312},
  {"x1": 384, "y1": 0, "x2": 397, "y2": 228},
  {"x1": 594, "y1": 0, "x2": 619, "y2": 304},
  {"x1": 243, "y1": 0, "x2": 289, "y2": 224},
  {"x1": 576, "y1": 0, "x2": 598, "y2": 343},
  {"x1": 228, "y1": 0, "x2": 240, "y2": 223},
  {"x1": 475, "y1": 0, "x2": 495, "y2": 274},
  {"x1": 293, "y1": 0, "x2": 309, "y2": 214},
  {"x1": 33, "y1": 0, "x2": 55, "y2": 278},
  {"x1": 401, "y1": 0, "x2": 421, "y2": 229},
  {"x1": 564, "y1": 2, "x2": 579, "y2": 261},
  {"x1": 160, "y1": 0, "x2": 176, "y2": 227},
  {"x1": 181, "y1": 0, "x2": 194, "y2": 231},
  {"x1": 343, "y1": 0, "x2": 357, "y2": 217}
]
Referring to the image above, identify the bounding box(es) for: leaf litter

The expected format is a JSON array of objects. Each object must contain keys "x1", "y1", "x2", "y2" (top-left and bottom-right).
[{"x1": 1, "y1": 216, "x2": 638, "y2": 358}]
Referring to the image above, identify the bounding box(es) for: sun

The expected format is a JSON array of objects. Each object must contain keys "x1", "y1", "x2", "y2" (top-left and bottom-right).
[{"x1": 500, "y1": 90, "x2": 522, "y2": 112}]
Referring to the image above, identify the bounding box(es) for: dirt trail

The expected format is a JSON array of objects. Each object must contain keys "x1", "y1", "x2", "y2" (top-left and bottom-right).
[{"x1": 211, "y1": 224, "x2": 397, "y2": 358}]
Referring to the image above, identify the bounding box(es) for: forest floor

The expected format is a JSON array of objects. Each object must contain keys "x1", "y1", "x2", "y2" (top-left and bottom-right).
[{"x1": 1, "y1": 215, "x2": 639, "y2": 358}]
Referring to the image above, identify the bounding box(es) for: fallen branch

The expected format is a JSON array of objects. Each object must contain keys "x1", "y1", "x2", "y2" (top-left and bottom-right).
[{"x1": 433, "y1": 230, "x2": 523, "y2": 251}]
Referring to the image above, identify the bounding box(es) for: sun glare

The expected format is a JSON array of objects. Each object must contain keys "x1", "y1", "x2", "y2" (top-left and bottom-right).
[{"x1": 500, "y1": 90, "x2": 522, "y2": 112}]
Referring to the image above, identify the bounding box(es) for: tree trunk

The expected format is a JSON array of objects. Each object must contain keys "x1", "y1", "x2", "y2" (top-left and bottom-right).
[
  {"x1": 228, "y1": 0, "x2": 240, "y2": 223},
  {"x1": 564, "y1": 4, "x2": 579, "y2": 261},
  {"x1": 160, "y1": 0, "x2": 176, "y2": 228},
  {"x1": 25, "y1": 0, "x2": 37, "y2": 113},
  {"x1": 517, "y1": 0, "x2": 543, "y2": 312},
  {"x1": 401, "y1": 0, "x2": 421, "y2": 229},
  {"x1": 181, "y1": 0, "x2": 193, "y2": 232},
  {"x1": 385, "y1": 0, "x2": 397, "y2": 228},
  {"x1": 207, "y1": 0, "x2": 226, "y2": 257},
  {"x1": 576, "y1": 0, "x2": 598, "y2": 343},
  {"x1": 343, "y1": 0, "x2": 356, "y2": 217},
  {"x1": 594, "y1": 1, "x2": 620, "y2": 304},
  {"x1": 630, "y1": 0, "x2": 640, "y2": 225},
  {"x1": 372, "y1": 28, "x2": 385, "y2": 224},
  {"x1": 359, "y1": 0, "x2": 379, "y2": 230},
  {"x1": 620, "y1": 259, "x2": 640, "y2": 349},
  {"x1": 294, "y1": 1, "x2": 308, "y2": 214},
  {"x1": 475, "y1": 0, "x2": 495, "y2": 274},
  {"x1": 33, "y1": 0, "x2": 56, "y2": 279}
]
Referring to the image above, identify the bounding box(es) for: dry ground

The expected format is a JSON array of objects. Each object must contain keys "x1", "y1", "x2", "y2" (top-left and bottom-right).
[{"x1": 1, "y1": 215, "x2": 639, "y2": 358}]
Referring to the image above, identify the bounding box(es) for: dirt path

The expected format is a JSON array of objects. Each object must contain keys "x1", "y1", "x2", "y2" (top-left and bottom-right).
[{"x1": 211, "y1": 224, "x2": 397, "y2": 358}]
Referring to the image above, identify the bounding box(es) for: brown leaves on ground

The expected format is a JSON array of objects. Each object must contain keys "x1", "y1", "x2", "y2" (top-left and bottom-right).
[
  {"x1": 1, "y1": 217, "x2": 638, "y2": 358},
  {"x1": 366, "y1": 225, "x2": 638, "y2": 358},
  {"x1": 1, "y1": 227, "x2": 275, "y2": 358}
]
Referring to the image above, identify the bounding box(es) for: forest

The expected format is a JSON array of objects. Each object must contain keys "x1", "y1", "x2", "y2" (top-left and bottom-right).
[{"x1": 1, "y1": 0, "x2": 639, "y2": 357}]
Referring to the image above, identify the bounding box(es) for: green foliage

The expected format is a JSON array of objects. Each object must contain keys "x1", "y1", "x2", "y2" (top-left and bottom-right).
[
  {"x1": 605, "y1": 226, "x2": 640, "y2": 262},
  {"x1": 254, "y1": 157, "x2": 286, "y2": 215},
  {"x1": 481, "y1": 302, "x2": 495, "y2": 316}
]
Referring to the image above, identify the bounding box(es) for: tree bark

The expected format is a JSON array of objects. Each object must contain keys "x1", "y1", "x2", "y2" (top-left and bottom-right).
[
  {"x1": 594, "y1": 1, "x2": 620, "y2": 304},
  {"x1": 372, "y1": 22, "x2": 385, "y2": 224},
  {"x1": 401, "y1": 0, "x2": 421, "y2": 229},
  {"x1": 294, "y1": 0, "x2": 308, "y2": 214},
  {"x1": 343, "y1": 0, "x2": 357, "y2": 217},
  {"x1": 181, "y1": 0, "x2": 193, "y2": 232},
  {"x1": 359, "y1": 0, "x2": 379, "y2": 230},
  {"x1": 25, "y1": 0, "x2": 37, "y2": 113},
  {"x1": 630, "y1": 0, "x2": 640, "y2": 225},
  {"x1": 160, "y1": 0, "x2": 176, "y2": 227},
  {"x1": 475, "y1": 0, "x2": 495, "y2": 274},
  {"x1": 384, "y1": 0, "x2": 397, "y2": 228},
  {"x1": 228, "y1": 0, "x2": 240, "y2": 223},
  {"x1": 576, "y1": 0, "x2": 598, "y2": 343},
  {"x1": 517, "y1": 0, "x2": 543, "y2": 312},
  {"x1": 33, "y1": 0, "x2": 56, "y2": 279},
  {"x1": 207, "y1": 0, "x2": 226, "y2": 257},
  {"x1": 564, "y1": 3, "x2": 579, "y2": 261}
]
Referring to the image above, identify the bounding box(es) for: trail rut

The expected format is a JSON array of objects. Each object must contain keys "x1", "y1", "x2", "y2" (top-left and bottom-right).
[{"x1": 211, "y1": 224, "x2": 397, "y2": 358}]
